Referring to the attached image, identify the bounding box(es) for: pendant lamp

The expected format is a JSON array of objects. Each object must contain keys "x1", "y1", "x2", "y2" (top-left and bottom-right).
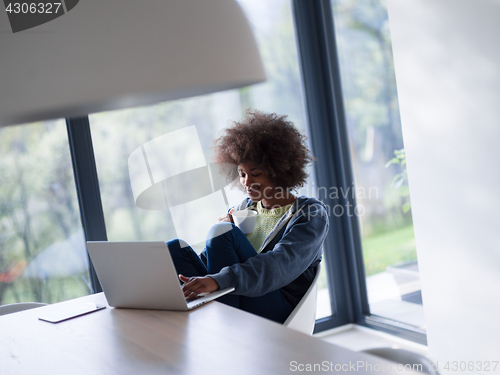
[{"x1": 0, "y1": 0, "x2": 265, "y2": 127}]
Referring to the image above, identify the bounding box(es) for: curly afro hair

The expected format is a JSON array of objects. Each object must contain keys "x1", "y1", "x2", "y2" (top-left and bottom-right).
[{"x1": 213, "y1": 110, "x2": 314, "y2": 190}]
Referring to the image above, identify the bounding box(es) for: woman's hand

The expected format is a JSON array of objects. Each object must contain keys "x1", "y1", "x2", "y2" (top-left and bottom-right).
[
  {"x1": 217, "y1": 208, "x2": 235, "y2": 223},
  {"x1": 179, "y1": 275, "x2": 219, "y2": 300}
]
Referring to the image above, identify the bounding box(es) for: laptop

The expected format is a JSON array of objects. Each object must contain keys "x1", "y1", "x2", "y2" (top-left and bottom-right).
[{"x1": 86, "y1": 241, "x2": 234, "y2": 311}]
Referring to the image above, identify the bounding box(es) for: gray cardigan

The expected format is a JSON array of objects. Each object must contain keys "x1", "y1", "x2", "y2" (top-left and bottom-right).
[{"x1": 209, "y1": 195, "x2": 329, "y2": 307}]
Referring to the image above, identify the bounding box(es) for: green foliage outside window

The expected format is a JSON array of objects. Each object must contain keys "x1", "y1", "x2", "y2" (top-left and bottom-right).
[{"x1": 385, "y1": 148, "x2": 411, "y2": 214}]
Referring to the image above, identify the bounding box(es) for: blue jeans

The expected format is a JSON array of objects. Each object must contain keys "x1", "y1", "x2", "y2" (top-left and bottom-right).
[{"x1": 167, "y1": 223, "x2": 293, "y2": 324}]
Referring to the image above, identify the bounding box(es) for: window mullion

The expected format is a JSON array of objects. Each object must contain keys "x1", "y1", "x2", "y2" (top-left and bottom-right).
[
  {"x1": 292, "y1": 0, "x2": 368, "y2": 332},
  {"x1": 66, "y1": 116, "x2": 105, "y2": 293}
]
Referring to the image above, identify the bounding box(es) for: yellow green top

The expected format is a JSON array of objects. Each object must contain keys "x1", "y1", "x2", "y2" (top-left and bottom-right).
[{"x1": 246, "y1": 201, "x2": 294, "y2": 253}]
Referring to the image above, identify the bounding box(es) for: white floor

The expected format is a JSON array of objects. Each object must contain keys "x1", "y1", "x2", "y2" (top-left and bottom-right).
[
  {"x1": 314, "y1": 262, "x2": 429, "y2": 358},
  {"x1": 315, "y1": 324, "x2": 429, "y2": 357},
  {"x1": 316, "y1": 265, "x2": 426, "y2": 330},
  {"x1": 367, "y1": 269, "x2": 426, "y2": 330}
]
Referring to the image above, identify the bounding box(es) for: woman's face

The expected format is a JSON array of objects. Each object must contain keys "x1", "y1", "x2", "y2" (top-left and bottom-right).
[{"x1": 237, "y1": 163, "x2": 277, "y2": 202}]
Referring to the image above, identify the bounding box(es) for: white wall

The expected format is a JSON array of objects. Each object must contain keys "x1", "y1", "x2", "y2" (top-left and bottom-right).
[{"x1": 387, "y1": 0, "x2": 500, "y2": 373}]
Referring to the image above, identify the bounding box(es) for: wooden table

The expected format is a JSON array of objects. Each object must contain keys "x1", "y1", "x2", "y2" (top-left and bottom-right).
[{"x1": 0, "y1": 293, "x2": 415, "y2": 374}]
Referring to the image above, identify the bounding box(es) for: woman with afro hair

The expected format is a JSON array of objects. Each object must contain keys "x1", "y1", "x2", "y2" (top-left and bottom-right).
[{"x1": 167, "y1": 110, "x2": 329, "y2": 324}]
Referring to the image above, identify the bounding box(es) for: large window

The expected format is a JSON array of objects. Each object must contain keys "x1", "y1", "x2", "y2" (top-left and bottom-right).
[
  {"x1": 89, "y1": 0, "x2": 332, "y2": 319},
  {"x1": 1, "y1": 0, "x2": 425, "y2": 340},
  {"x1": 331, "y1": 0, "x2": 423, "y2": 330},
  {"x1": 0, "y1": 120, "x2": 90, "y2": 305}
]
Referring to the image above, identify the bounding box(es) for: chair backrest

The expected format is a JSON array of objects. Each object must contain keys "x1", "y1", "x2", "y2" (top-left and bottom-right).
[
  {"x1": 362, "y1": 348, "x2": 439, "y2": 375},
  {"x1": 0, "y1": 302, "x2": 48, "y2": 316},
  {"x1": 283, "y1": 263, "x2": 321, "y2": 335}
]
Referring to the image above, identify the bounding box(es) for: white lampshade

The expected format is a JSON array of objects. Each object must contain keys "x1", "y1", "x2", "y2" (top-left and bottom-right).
[
  {"x1": 128, "y1": 126, "x2": 237, "y2": 246},
  {"x1": 0, "y1": 0, "x2": 265, "y2": 127}
]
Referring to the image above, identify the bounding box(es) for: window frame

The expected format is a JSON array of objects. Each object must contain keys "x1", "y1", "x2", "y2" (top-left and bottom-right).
[
  {"x1": 59, "y1": 0, "x2": 426, "y2": 343},
  {"x1": 66, "y1": 117, "x2": 105, "y2": 293},
  {"x1": 292, "y1": 0, "x2": 427, "y2": 344}
]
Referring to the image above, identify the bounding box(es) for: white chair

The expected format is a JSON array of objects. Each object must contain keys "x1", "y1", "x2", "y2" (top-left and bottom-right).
[
  {"x1": 362, "y1": 347, "x2": 439, "y2": 375},
  {"x1": 0, "y1": 302, "x2": 48, "y2": 316},
  {"x1": 283, "y1": 263, "x2": 321, "y2": 335}
]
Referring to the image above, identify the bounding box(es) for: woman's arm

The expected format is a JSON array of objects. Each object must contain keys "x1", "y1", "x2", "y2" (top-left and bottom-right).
[{"x1": 179, "y1": 274, "x2": 219, "y2": 299}]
